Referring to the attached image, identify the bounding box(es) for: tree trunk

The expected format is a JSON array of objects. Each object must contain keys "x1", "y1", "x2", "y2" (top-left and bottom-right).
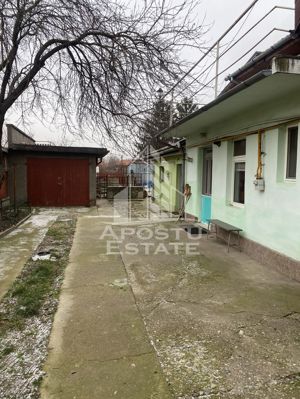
[{"x1": 0, "y1": 114, "x2": 5, "y2": 171}]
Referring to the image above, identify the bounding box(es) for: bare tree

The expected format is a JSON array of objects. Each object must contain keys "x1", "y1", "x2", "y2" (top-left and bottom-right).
[
  {"x1": 135, "y1": 89, "x2": 173, "y2": 153},
  {"x1": 0, "y1": 0, "x2": 206, "y2": 157}
]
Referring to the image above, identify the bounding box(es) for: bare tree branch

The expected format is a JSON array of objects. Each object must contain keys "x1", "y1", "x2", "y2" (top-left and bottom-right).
[{"x1": 0, "y1": 0, "x2": 207, "y2": 154}]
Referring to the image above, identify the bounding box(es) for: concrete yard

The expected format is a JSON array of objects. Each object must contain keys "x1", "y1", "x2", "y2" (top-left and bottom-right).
[{"x1": 41, "y1": 200, "x2": 300, "y2": 399}]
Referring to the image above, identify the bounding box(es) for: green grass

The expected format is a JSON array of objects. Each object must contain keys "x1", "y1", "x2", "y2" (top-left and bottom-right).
[
  {"x1": 0, "y1": 219, "x2": 76, "y2": 331},
  {"x1": 11, "y1": 260, "x2": 61, "y2": 317},
  {"x1": 0, "y1": 345, "x2": 15, "y2": 359}
]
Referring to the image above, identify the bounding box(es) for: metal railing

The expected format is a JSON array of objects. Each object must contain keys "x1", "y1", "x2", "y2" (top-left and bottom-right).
[{"x1": 164, "y1": 1, "x2": 295, "y2": 122}]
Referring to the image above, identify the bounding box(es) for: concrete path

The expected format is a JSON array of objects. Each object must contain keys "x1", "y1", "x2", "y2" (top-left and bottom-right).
[
  {"x1": 41, "y1": 205, "x2": 172, "y2": 398},
  {"x1": 0, "y1": 210, "x2": 58, "y2": 300},
  {"x1": 0, "y1": 207, "x2": 99, "y2": 301}
]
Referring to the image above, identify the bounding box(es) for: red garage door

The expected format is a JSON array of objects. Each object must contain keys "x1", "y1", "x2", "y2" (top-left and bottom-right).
[{"x1": 27, "y1": 158, "x2": 89, "y2": 206}]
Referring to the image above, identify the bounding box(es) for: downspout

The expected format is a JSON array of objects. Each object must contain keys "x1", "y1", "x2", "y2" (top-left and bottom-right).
[
  {"x1": 256, "y1": 130, "x2": 263, "y2": 179},
  {"x1": 180, "y1": 141, "x2": 186, "y2": 193},
  {"x1": 180, "y1": 141, "x2": 186, "y2": 219},
  {"x1": 254, "y1": 130, "x2": 265, "y2": 191}
]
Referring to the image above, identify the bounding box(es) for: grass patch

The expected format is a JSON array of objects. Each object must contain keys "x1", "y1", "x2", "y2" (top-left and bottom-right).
[
  {"x1": 0, "y1": 345, "x2": 15, "y2": 359},
  {"x1": 12, "y1": 261, "x2": 57, "y2": 317},
  {"x1": 0, "y1": 218, "x2": 76, "y2": 335},
  {"x1": 0, "y1": 216, "x2": 77, "y2": 398}
]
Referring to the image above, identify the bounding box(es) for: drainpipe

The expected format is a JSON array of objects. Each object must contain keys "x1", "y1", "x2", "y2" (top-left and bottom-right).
[
  {"x1": 254, "y1": 130, "x2": 265, "y2": 192},
  {"x1": 256, "y1": 131, "x2": 263, "y2": 179},
  {"x1": 180, "y1": 141, "x2": 186, "y2": 193},
  {"x1": 180, "y1": 141, "x2": 186, "y2": 219}
]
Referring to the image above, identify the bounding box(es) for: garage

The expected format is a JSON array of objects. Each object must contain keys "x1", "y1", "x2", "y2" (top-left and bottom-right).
[
  {"x1": 6, "y1": 124, "x2": 109, "y2": 207},
  {"x1": 27, "y1": 158, "x2": 90, "y2": 206}
]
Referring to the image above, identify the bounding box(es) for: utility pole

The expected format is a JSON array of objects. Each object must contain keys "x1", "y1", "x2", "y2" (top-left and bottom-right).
[{"x1": 215, "y1": 41, "x2": 220, "y2": 99}]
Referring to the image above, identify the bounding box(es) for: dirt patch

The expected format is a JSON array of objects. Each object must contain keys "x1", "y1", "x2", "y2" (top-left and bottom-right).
[
  {"x1": 0, "y1": 216, "x2": 76, "y2": 398},
  {"x1": 0, "y1": 206, "x2": 31, "y2": 234}
]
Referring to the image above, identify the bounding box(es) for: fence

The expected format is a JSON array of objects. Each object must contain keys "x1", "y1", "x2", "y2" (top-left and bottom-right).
[{"x1": 97, "y1": 172, "x2": 151, "y2": 198}]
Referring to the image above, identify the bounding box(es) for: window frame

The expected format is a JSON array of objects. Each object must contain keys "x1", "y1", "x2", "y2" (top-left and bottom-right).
[
  {"x1": 285, "y1": 124, "x2": 298, "y2": 182},
  {"x1": 231, "y1": 139, "x2": 246, "y2": 208}
]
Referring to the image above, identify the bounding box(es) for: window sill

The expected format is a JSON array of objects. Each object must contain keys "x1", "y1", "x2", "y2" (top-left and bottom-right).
[
  {"x1": 284, "y1": 178, "x2": 296, "y2": 183},
  {"x1": 229, "y1": 202, "x2": 245, "y2": 209}
]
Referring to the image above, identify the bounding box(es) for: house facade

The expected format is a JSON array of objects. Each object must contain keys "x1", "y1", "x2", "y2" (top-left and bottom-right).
[
  {"x1": 151, "y1": 142, "x2": 184, "y2": 214},
  {"x1": 162, "y1": 56, "x2": 300, "y2": 279}
]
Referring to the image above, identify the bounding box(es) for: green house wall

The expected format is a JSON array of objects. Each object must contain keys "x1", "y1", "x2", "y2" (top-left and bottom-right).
[
  {"x1": 183, "y1": 86, "x2": 300, "y2": 261},
  {"x1": 153, "y1": 155, "x2": 183, "y2": 213}
]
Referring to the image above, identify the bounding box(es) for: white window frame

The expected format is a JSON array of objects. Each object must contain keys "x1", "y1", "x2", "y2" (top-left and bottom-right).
[
  {"x1": 231, "y1": 139, "x2": 246, "y2": 208},
  {"x1": 284, "y1": 124, "x2": 298, "y2": 182},
  {"x1": 232, "y1": 156, "x2": 246, "y2": 208}
]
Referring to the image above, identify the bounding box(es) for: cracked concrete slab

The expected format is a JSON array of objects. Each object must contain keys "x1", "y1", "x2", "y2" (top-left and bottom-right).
[
  {"x1": 41, "y1": 205, "x2": 172, "y2": 399},
  {"x1": 114, "y1": 202, "x2": 300, "y2": 399},
  {"x1": 41, "y1": 200, "x2": 300, "y2": 398}
]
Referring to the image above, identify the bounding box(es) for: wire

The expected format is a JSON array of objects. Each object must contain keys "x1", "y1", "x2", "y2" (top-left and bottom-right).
[
  {"x1": 171, "y1": 5, "x2": 294, "y2": 106},
  {"x1": 159, "y1": 0, "x2": 261, "y2": 103}
]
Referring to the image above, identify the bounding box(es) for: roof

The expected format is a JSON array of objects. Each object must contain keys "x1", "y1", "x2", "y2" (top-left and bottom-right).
[
  {"x1": 162, "y1": 70, "x2": 271, "y2": 137},
  {"x1": 162, "y1": 61, "x2": 300, "y2": 139},
  {"x1": 223, "y1": 31, "x2": 300, "y2": 93},
  {"x1": 8, "y1": 143, "x2": 109, "y2": 157},
  {"x1": 6, "y1": 123, "x2": 35, "y2": 144},
  {"x1": 149, "y1": 139, "x2": 185, "y2": 159}
]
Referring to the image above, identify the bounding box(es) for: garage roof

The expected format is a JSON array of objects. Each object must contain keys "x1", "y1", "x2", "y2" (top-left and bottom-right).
[{"x1": 9, "y1": 143, "x2": 109, "y2": 157}]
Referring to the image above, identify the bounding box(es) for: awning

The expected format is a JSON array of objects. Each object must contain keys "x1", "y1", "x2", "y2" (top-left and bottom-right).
[{"x1": 163, "y1": 70, "x2": 300, "y2": 139}]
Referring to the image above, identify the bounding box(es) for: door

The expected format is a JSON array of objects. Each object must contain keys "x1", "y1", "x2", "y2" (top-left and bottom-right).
[
  {"x1": 201, "y1": 148, "x2": 212, "y2": 224},
  {"x1": 27, "y1": 158, "x2": 89, "y2": 206},
  {"x1": 175, "y1": 163, "x2": 183, "y2": 211}
]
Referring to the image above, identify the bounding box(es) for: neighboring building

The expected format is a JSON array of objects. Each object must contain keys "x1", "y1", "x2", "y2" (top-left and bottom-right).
[
  {"x1": 151, "y1": 141, "x2": 185, "y2": 214},
  {"x1": 128, "y1": 159, "x2": 153, "y2": 187},
  {"x1": 5, "y1": 124, "x2": 108, "y2": 207},
  {"x1": 160, "y1": 10, "x2": 300, "y2": 279},
  {"x1": 0, "y1": 149, "x2": 9, "y2": 203}
]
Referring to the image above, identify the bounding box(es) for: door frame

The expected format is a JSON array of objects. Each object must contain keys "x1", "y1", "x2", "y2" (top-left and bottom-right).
[{"x1": 201, "y1": 147, "x2": 213, "y2": 224}]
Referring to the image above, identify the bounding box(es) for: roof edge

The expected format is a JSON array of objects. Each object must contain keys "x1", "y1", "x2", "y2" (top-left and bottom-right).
[
  {"x1": 226, "y1": 32, "x2": 296, "y2": 81},
  {"x1": 161, "y1": 69, "x2": 272, "y2": 137},
  {"x1": 9, "y1": 143, "x2": 109, "y2": 156}
]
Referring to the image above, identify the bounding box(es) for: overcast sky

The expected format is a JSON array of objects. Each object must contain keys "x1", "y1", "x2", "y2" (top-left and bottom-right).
[{"x1": 7, "y1": 0, "x2": 296, "y2": 155}]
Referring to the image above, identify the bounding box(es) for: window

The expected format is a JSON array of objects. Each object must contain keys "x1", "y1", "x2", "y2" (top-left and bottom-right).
[
  {"x1": 286, "y1": 126, "x2": 298, "y2": 180},
  {"x1": 234, "y1": 139, "x2": 246, "y2": 157},
  {"x1": 202, "y1": 148, "x2": 212, "y2": 196},
  {"x1": 232, "y1": 139, "x2": 246, "y2": 205},
  {"x1": 159, "y1": 166, "x2": 165, "y2": 182},
  {"x1": 233, "y1": 162, "x2": 245, "y2": 204}
]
